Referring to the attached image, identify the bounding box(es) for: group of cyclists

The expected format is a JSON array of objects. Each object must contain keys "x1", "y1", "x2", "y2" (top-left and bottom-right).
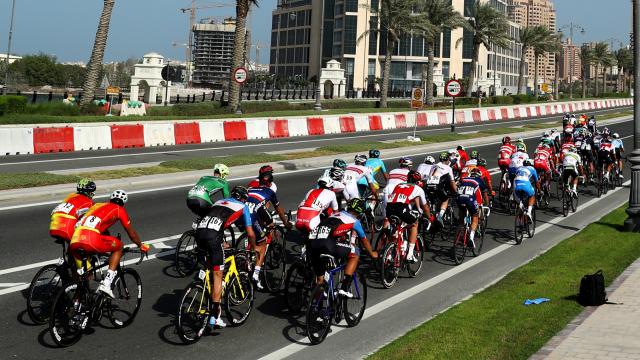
[{"x1": 40, "y1": 111, "x2": 625, "y2": 344}]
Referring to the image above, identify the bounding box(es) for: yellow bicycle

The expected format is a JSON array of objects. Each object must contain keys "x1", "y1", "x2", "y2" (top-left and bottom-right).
[{"x1": 176, "y1": 247, "x2": 254, "y2": 344}]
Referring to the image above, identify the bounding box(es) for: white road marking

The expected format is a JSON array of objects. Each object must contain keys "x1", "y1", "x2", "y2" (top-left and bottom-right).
[
  {"x1": 258, "y1": 180, "x2": 631, "y2": 359},
  {"x1": 0, "y1": 283, "x2": 27, "y2": 287}
]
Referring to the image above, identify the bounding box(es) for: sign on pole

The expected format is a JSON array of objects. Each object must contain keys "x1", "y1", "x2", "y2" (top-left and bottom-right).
[
  {"x1": 233, "y1": 67, "x2": 248, "y2": 84},
  {"x1": 410, "y1": 87, "x2": 424, "y2": 109},
  {"x1": 106, "y1": 86, "x2": 120, "y2": 96},
  {"x1": 445, "y1": 79, "x2": 463, "y2": 97}
]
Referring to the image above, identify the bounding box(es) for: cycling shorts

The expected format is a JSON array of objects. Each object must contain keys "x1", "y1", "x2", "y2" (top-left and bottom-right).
[
  {"x1": 49, "y1": 214, "x2": 78, "y2": 242},
  {"x1": 562, "y1": 168, "x2": 579, "y2": 184},
  {"x1": 358, "y1": 181, "x2": 379, "y2": 198},
  {"x1": 514, "y1": 181, "x2": 535, "y2": 200},
  {"x1": 186, "y1": 197, "x2": 212, "y2": 218},
  {"x1": 309, "y1": 237, "x2": 356, "y2": 277},
  {"x1": 426, "y1": 188, "x2": 449, "y2": 205},
  {"x1": 252, "y1": 206, "x2": 274, "y2": 244},
  {"x1": 456, "y1": 196, "x2": 479, "y2": 216},
  {"x1": 295, "y1": 207, "x2": 322, "y2": 234},
  {"x1": 580, "y1": 150, "x2": 594, "y2": 164},
  {"x1": 498, "y1": 159, "x2": 511, "y2": 170},
  {"x1": 614, "y1": 148, "x2": 622, "y2": 161},
  {"x1": 70, "y1": 229, "x2": 123, "y2": 268},
  {"x1": 194, "y1": 228, "x2": 225, "y2": 271},
  {"x1": 598, "y1": 151, "x2": 614, "y2": 165},
  {"x1": 534, "y1": 161, "x2": 551, "y2": 174},
  {"x1": 386, "y1": 203, "x2": 419, "y2": 225}
]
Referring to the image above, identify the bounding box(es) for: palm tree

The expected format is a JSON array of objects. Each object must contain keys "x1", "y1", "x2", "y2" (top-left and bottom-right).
[
  {"x1": 615, "y1": 47, "x2": 633, "y2": 92},
  {"x1": 592, "y1": 42, "x2": 609, "y2": 97},
  {"x1": 551, "y1": 33, "x2": 563, "y2": 99},
  {"x1": 579, "y1": 45, "x2": 593, "y2": 98},
  {"x1": 516, "y1": 26, "x2": 544, "y2": 95},
  {"x1": 359, "y1": 0, "x2": 424, "y2": 108},
  {"x1": 228, "y1": 0, "x2": 258, "y2": 113},
  {"x1": 417, "y1": 0, "x2": 467, "y2": 106},
  {"x1": 531, "y1": 27, "x2": 555, "y2": 97},
  {"x1": 457, "y1": 1, "x2": 510, "y2": 96},
  {"x1": 81, "y1": 0, "x2": 115, "y2": 105},
  {"x1": 601, "y1": 53, "x2": 616, "y2": 94}
]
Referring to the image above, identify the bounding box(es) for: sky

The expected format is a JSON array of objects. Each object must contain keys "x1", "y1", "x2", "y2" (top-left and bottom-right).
[{"x1": 0, "y1": 0, "x2": 633, "y2": 65}]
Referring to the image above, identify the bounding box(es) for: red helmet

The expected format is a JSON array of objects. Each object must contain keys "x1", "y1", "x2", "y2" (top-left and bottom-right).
[
  {"x1": 258, "y1": 165, "x2": 274, "y2": 185},
  {"x1": 407, "y1": 170, "x2": 422, "y2": 184},
  {"x1": 502, "y1": 136, "x2": 511, "y2": 144}
]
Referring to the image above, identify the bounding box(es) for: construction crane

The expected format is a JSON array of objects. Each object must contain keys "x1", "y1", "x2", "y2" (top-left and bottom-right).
[{"x1": 180, "y1": 1, "x2": 234, "y2": 86}]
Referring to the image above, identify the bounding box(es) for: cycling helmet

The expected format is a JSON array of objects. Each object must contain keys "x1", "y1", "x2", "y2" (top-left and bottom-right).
[
  {"x1": 515, "y1": 143, "x2": 526, "y2": 152},
  {"x1": 258, "y1": 165, "x2": 274, "y2": 185},
  {"x1": 517, "y1": 137, "x2": 524, "y2": 143},
  {"x1": 407, "y1": 170, "x2": 421, "y2": 184},
  {"x1": 347, "y1": 198, "x2": 365, "y2": 215},
  {"x1": 77, "y1": 178, "x2": 96, "y2": 197},
  {"x1": 470, "y1": 150, "x2": 479, "y2": 160},
  {"x1": 354, "y1": 154, "x2": 367, "y2": 165},
  {"x1": 231, "y1": 186, "x2": 249, "y2": 201},
  {"x1": 542, "y1": 131, "x2": 550, "y2": 137},
  {"x1": 457, "y1": 145, "x2": 465, "y2": 151},
  {"x1": 329, "y1": 167, "x2": 344, "y2": 181},
  {"x1": 613, "y1": 133, "x2": 620, "y2": 139},
  {"x1": 502, "y1": 136, "x2": 511, "y2": 144},
  {"x1": 569, "y1": 146, "x2": 578, "y2": 153},
  {"x1": 523, "y1": 159, "x2": 533, "y2": 167},
  {"x1": 551, "y1": 128, "x2": 558, "y2": 134},
  {"x1": 542, "y1": 144, "x2": 551, "y2": 150},
  {"x1": 439, "y1": 152, "x2": 449, "y2": 161},
  {"x1": 333, "y1": 159, "x2": 347, "y2": 170},
  {"x1": 602, "y1": 127, "x2": 611, "y2": 135},
  {"x1": 478, "y1": 158, "x2": 487, "y2": 167},
  {"x1": 424, "y1": 155, "x2": 435, "y2": 165},
  {"x1": 317, "y1": 175, "x2": 334, "y2": 189},
  {"x1": 469, "y1": 168, "x2": 482, "y2": 178},
  {"x1": 110, "y1": 189, "x2": 128, "y2": 206},
  {"x1": 369, "y1": 149, "x2": 381, "y2": 158},
  {"x1": 259, "y1": 165, "x2": 273, "y2": 176},
  {"x1": 213, "y1": 163, "x2": 230, "y2": 179},
  {"x1": 448, "y1": 149, "x2": 458, "y2": 156},
  {"x1": 399, "y1": 157, "x2": 413, "y2": 168}
]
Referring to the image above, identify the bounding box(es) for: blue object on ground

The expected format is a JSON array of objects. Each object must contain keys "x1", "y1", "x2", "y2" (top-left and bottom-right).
[{"x1": 524, "y1": 298, "x2": 551, "y2": 305}]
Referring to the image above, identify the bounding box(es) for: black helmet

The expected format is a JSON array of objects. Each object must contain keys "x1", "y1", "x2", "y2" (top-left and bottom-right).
[
  {"x1": 354, "y1": 154, "x2": 367, "y2": 165},
  {"x1": 347, "y1": 198, "x2": 365, "y2": 215},
  {"x1": 469, "y1": 168, "x2": 482, "y2": 178},
  {"x1": 439, "y1": 152, "x2": 449, "y2": 161},
  {"x1": 77, "y1": 178, "x2": 96, "y2": 197},
  {"x1": 478, "y1": 158, "x2": 487, "y2": 167},
  {"x1": 369, "y1": 149, "x2": 380, "y2": 158},
  {"x1": 407, "y1": 170, "x2": 421, "y2": 184},
  {"x1": 231, "y1": 186, "x2": 249, "y2": 201},
  {"x1": 470, "y1": 150, "x2": 479, "y2": 160},
  {"x1": 332, "y1": 159, "x2": 347, "y2": 170}
]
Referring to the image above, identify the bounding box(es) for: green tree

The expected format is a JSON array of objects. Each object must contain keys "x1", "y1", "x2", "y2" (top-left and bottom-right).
[
  {"x1": 591, "y1": 42, "x2": 609, "y2": 96},
  {"x1": 81, "y1": 0, "x2": 115, "y2": 105},
  {"x1": 457, "y1": 1, "x2": 510, "y2": 96},
  {"x1": 418, "y1": 0, "x2": 467, "y2": 106},
  {"x1": 516, "y1": 26, "x2": 546, "y2": 94},
  {"x1": 601, "y1": 53, "x2": 616, "y2": 93},
  {"x1": 228, "y1": 0, "x2": 258, "y2": 113},
  {"x1": 615, "y1": 47, "x2": 633, "y2": 92},
  {"x1": 579, "y1": 45, "x2": 593, "y2": 98},
  {"x1": 8, "y1": 54, "x2": 58, "y2": 86},
  {"x1": 531, "y1": 27, "x2": 557, "y2": 96}
]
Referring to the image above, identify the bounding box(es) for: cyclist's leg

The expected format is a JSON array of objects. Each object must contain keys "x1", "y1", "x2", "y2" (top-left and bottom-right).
[{"x1": 338, "y1": 244, "x2": 357, "y2": 294}]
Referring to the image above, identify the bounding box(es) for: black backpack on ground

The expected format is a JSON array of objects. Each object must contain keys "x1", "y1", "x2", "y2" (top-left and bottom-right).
[{"x1": 579, "y1": 270, "x2": 607, "y2": 306}]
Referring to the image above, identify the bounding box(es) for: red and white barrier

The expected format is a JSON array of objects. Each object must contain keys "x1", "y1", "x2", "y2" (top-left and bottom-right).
[{"x1": 2, "y1": 98, "x2": 631, "y2": 156}]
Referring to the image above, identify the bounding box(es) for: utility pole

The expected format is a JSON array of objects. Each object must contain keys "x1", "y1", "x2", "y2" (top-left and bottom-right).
[
  {"x1": 559, "y1": 22, "x2": 585, "y2": 100},
  {"x1": 4, "y1": 0, "x2": 17, "y2": 91},
  {"x1": 624, "y1": 0, "x2": 640, "y2": 231}
]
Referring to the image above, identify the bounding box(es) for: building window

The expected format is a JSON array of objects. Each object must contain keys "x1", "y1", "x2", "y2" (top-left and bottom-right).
[
  {"x1": 335, "y1": 17, "x2": 343, "y2": 29},
  {"x1": 398, "y1": 34, "x2": 410, "y2": 56},
  {"x1": 371, "y1": 0, "x2": 379, "y2": 10},
  {"x1": 271, "y1": 32, "x2": 278, "y2": 47},
  {"x1": 343, "y1": 15, "x2": 357, "y2": 54},
  {"x1": 462, "y1": 29, "x2": 474, "y2": 59},
  {"x1": 323, "y1": 20, "x2": 334, "y2": 57},
  {"x1": 345, "y1": 0, "x2": 357, "y2": 12},
  {"x1": 278, "y1": 49, "x2": 286, "y2": 63},
  {"x1": 335, "y1": 3, "x2": 344, "y2": 16},
  {"x1": 442, "y1": 29, "x2": 451, "y2": 58},
  {"x1": 464, "y1": 0, "x2": 475, "y2": 17},
  {"x1": 281, "y1": 13, "x2": 289, "y2": 28},
  {"x1": 390, "y1": 62, "x2": 406, "y2": 79},
  {"x1": 368, "y1": 17, "x2": 378, "y2": 55},
  {"x1": 287, "y1": 48, "x2": 295, "y2": 62},
  {"x1": 411, "y1": 36, "x2": 424, "y2": 57},
  {"x1": 288, "y1": 30, "x2": 295, "y2": 45},
  {"x1": 272, "y1": 15, "x2": 279, "y2": 30},
  {"x1": 279, "y1": 31, "x2": 287, "y2": 46},
  {"x1": 442, "y1": 61, "x2": 450, "y2": 78},
  {"x1": 270, "y1": 49, "x2": 277, "y2": 64},
  {"x1": 296, "y1": 29, "x2": 304, "y2": 45},
  {"x1": 368, "y1": 59, "x2": 376, "y2": 75},
  {"x1": 463, "y1": 62, "x2": 471, "y2": 78},
  {"x1": 411, "y1": 63, "x2": 422, "y2": 79},
  {"x1": 333, "y1": 44, "x2": 342, "y2": 55},
  {"x1": 297, "y1": 11, "x2": 306, "y2": 26},
  {"x1": 295, "y1": 47, "x2": 303, "y2": 63},
  {"x1": 334, "y1": 31, "x2": 343, "y2": 43}
]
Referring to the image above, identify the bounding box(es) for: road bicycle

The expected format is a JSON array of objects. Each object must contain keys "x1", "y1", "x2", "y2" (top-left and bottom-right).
[
  {"x1": 452, "y1": 206, "x2": 488, "y2": 265},
  {"x1": 421, "y1": 193, "x2": 456, "y2": 250},
  {"x1": 305, "y1": 254, "x2": 367, "y2": 345},
  {"x1": 535, "y1": 169, "x2": 552, "y2": 209},
  {"x1": 379, "y1": 214, "x2": 424, "y2": 289},
  {"x1": 175, "y1": 224, "x2": 235, "y2": 277},
  {"x1": 561, "y1": 175, "x2": 579, "y2": 217},
  {"x1": 283, "y1": 239, "x2": 315, "y2": 314},
  {"x1": 176, "y1": 247, "x2": 254, "y2": 344},
  {"x1": 48, "y1": 247, "x2": 145, "y2": 347},
  {"x1": 514, "y1": 191, "x2": 536, "y2": 245},
  {"x1": 597, "y1": 164, "x2": 611, "y2": 198},
  {"x1": 498, "y1": 169, "x2": 514, "y2": 211}
]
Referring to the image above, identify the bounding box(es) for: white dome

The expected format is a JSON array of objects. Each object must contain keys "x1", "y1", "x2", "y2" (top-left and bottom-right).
[{"x1": 143, "y1": 52, "x2": 164, "y2": 59}]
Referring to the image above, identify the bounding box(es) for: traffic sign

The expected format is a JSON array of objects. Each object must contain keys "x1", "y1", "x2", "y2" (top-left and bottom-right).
[
  {"x1": 106, "y1": 86, "x2": 120, "y2": 96},
  {"x1": 161, "y1": 65, "x2": 176, "y2": 81},
  {"x1": 410, "y1": 87, "x2": 424, "y2": 109},
  {"x1": 233, "y1": 67, "x2": 248, "y2": 84},
  {"x1": 445, "y1": 79, "x2": 463, "y2": 97}
]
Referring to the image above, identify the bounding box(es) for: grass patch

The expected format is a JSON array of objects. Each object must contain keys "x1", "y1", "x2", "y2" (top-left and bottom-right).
[
  {"x1": 0, "y1": 173, "x2": 81, "y2": 190},
  {"x1": 597, "y1": 111, "x2": 633, "y2": 121},
  {"x1": 369, "y1": 205, "x2": 640, "y2": 360}
]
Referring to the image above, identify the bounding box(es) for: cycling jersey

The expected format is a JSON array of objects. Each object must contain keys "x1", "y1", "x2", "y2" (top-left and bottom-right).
[
  {"x1": 247, "y1": 178, "x2": 278, "y2": 193},
  {"x1": 534, "y1": 148, "x2": 553, "y2": 173},
  {"x1": 509, "y1": 152, "x2": 530, "y2": 174},
  {"x1": 457, "y1": 177, "x2": 486, "y2": 215},
  {"x1": 514, "y1": 166, "x2": 538, "y2": 199},
  {"x1": 187, "y1": 176, "x2": 230, "y2": 217},
  {"x1": 385, "y1": 168, "x2": 410, "y2": 194},
  {"x1": 358, "y1": 158, "x2": 386, "y2": 187},
  {"x1": 70, "y1": 202, "x2": 132, "y2": 257},
  {"x1": 598, "y1": 142, "x2": 616, "y2": 165},
  {"x1": 309, "y1": 211, "x2": 366, "y2": 276},
  {"x1": 498, "y1": 144, "x2": 516, "y2": 169},
  {"x1": 457, "y1": 150, "x2": 469, "y2": 166},
  {"x1": 246, "y1": 186, "x2": 280, "y2": 242},
  {"x1": 562, "y1": 152, "x2": 582, "y2": 170},
  {"x1": 612, "y1": 139, "x2": 624, "y2": 150},
  {"x1": 296, "y1": 188, "x2": 339, "y2": 233},
  {"x1": 425, "y1": 163, "x2": 454, "y2": 189},
  {"x1": 386, "y1": 183, "x2": 426, "y2": 206},
  {"x1": 49, "y1": 193, "x2": 93, "y2": 242},
  {"x1": 416, "y1": 163, "x2": 435, "y2": 180},
  {"x1": 343, "y1": 165, "x2": 374, "y2": 200}
]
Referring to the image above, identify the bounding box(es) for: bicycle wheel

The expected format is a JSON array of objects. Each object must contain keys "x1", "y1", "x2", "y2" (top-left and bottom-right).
[
  {"x1": 514, "y1": 212, "x2": 524, "y2": 245},
  {"x1": 452, "y1": 227, "x2": 467, "y2": 265},
  {"x1": 108, "y1": 268, "x2": 142, "y2": 328},
  {"x1": 305, "y1": 283, "x2": 332, "y2": 345},
  {"x1": 49, "y1": 283, "x2": 84, "y2": 347},
  {"x1": 527, "y1": 208, "x2": 536, "y2": 238},
  {"x1": 562, "y1": 190, "x2": 569, "y2": 217},
  {"x1": 571, "y1": 192, "x2": 579, "y2": 213},
  {"x1": 262, "y1": 227, "x2": 287, "y2": 293},
  {"x1": 406, "y1": 235, "x2": 424, "y2": 277},
  {"x1": 176, "y1": 281, "x2": 210, "y2": 344},
  {"x1": 27, "y1": 263, "x2": 67, "y2": 324},
  {"x1": 343, "y1": 271, "x2": 367, "y2": 327},
  {"x1": 224, "y1": 272, "x2": 254, "y2": 326},
  {"x1": 380, "y1": 242, "x2": 399, "y2": 289},
  {"x1": 175, "y1": 230, "x2": 198, "y2": 277},
  {"x1": 284, "y1": 260, "x2": 314, "y2": 314},
  {"x1": 472, "y1": 216, "x2": 487, "y2": 257}
]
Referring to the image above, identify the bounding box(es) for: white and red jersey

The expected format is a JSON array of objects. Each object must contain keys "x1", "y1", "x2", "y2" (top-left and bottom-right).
[
  {"x1": 509, "y1": 152, "x2": 529, "y2": 170},
  {"x1": 386, "y1": 168, "x2": 410, "y2": 194},
  {"x1": 561, "y1": 142, "x2": 575, "y2": 156},
  {"x1": 296, "y1": 188, "x2": 339, "y2": 233},
  {"x1": 385, "y1": 183, "x2": 426, "y2": 207},
  {"x1": 534, "y1": 147, "x2": 552, "y2": 163},
  {"x1": 457, "y1": 150, "x2": 469, "y2": 167},
  {"x1": 498, "y1": 144, "x2": 516, "y2": 165},
  {"x1": 599, "y1": 142, "x2": 615, "y2": 152},
  {"x1": 343, "y1": 165, "x2": 373, "y2": 185}
]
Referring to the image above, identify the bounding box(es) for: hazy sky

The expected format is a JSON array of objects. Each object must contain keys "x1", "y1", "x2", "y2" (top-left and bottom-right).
[{"x1": 0, "y1": 0, "x2": 632, "y2": 64}]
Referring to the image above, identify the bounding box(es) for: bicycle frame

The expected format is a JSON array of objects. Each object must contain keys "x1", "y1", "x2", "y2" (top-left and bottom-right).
[{"x1": 197, "y1": 252, "x2": 247, "y2": 310}]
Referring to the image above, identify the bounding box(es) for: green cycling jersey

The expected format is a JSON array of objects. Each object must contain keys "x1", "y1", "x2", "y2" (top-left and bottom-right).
[{"x1": 187, "y1": 176, "x2": 230, "y2": 205}]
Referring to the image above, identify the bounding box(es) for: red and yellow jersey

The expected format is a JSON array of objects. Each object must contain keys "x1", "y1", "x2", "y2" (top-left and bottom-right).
[
  {"x1": 73, "y1": 202, "x2": 131, "y2": 237},
  {"x1": 49, "y1": 193, "x2": 93, "y2": 240}
]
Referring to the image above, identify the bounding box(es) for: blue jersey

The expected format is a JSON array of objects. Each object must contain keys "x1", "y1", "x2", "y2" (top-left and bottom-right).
[
  {"x1": 358, "y1": 158, "x2": 386, "y2": 185},
  {"x1": 612, "y1": 139, "x2": 624, "y2": 150},
  {"x1": 246, "y1": 186, "x2": 279, "y2": 215},
  {"x1": 203, "y1": 198, "x2": 252, "y2": 229},
  {"x1": 514, "y1": 166, "x2": 538, "y2": 184}
]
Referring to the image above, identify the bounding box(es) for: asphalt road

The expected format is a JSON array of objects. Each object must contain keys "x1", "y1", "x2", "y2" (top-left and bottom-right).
[
  {"x1": 0, "y1": 106, "x2": 629, "y2": 174},
  {"x1": 0, "y1": 117, "x2": 633, "y2": 359}
]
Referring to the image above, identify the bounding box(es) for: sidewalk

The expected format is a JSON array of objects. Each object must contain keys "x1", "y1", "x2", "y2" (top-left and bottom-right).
[{"x1": 531, "y1": 258, "x2": 640, "y2": 360}]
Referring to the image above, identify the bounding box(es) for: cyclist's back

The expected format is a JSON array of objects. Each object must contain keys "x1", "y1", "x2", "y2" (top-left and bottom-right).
[
  {"x1": 187, "y1": 176, "x2": 229, "y2": 216},
  {"x1": 296, "y1": 178, "x2": 339, "y2": 233},
  {"x1": 50, "y1": 194, "x2": 93, "y2": 242}
]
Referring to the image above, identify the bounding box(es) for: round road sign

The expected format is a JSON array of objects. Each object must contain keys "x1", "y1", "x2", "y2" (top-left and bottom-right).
[
  {"x1": 233, "y1": 67, "x2": 248, "y2": 84},
  {"x1": 445, "y1": 79, "x2": 463, "y2": 97}
]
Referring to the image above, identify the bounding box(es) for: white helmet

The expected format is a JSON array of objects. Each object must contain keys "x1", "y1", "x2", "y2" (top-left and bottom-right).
[
  {"x1": 110, "y1": 189, "x2": 128, "y2": 205},
  {"x1": 613, "y1": 133, "x2": 620, "y2": 139},
  {"x1": 424, "y1": 156, "x2": 435, "y2": 165},
  {"x1": 317, "y1": 176, "x2": 334, "y2": 189},
  {"x1": 542, "y1": 131, "x2": 550, "y2": 137}
]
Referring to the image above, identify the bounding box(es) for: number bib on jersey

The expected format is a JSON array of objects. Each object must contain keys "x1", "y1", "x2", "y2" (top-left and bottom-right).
[
  {"x1": 457, "y1": 186, "x2": 476, "y2": 197},
  {"x1": 80, "y1": 215, "x2": 101, "y2": 229},
  {"x1": 198, "y1": 216, "x2": 224, "y2": 231},
  {"x1": 188, "y1": 185, "x2": 207, "y2": 198},
  {"x1": 52, "y1": 202, "x2": 74, "y2": 215}
]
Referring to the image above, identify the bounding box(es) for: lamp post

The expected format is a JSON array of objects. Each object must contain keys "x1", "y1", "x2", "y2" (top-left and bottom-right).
[
  {"x1": 558, "y1": 23, "x2": 586, "y2": 100},
  {"x1": 624, "y1": 0, "x2": 640, "y2": 231},
  {"x1": 314, "y1": 0, "x2": 325, "y2": 111},
  {"x1": 4, "y1": 0, "x2": 17, "y2": 91}
]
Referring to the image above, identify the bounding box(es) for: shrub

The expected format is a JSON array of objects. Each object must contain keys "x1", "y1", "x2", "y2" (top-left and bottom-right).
[
  {"x1": 25, "y1": 102, "x2": 80, "y2": 116},
  {"x1": 0, "y1": 95, "x2": 27, "y2": 115},
  {"x1": 79, "y1": 103, "x2": 107, "y2": 116}
]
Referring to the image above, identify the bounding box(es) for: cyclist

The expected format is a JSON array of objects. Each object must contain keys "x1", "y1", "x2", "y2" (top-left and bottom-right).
[
  {"x1": 49, "y1": 178, "x2": 96, "y2": 244},
  {"x1": 457, "y1": 146, "x2": 469, "y2": 167},
  {"x1": 416, "y1": 155, "x2": 436, "y2": 180},
  {"x1": 550, "y1": 129, "x2": 562, "y2": 154},
  {"x1": 466, "y1": 150, "x2": 479, "y2": 166},
  {"x1": 449, "y1": 149, "x2": 462, "y2": 179},
  {"x1": 513, "y1": 159, "x2": 540, "y2": 221},
  {"x1": 515, "y1": 137, "x2": 527, "y2": 153},
  {"x1": 456, "y1": 168, "x2": 489, "y2": 248},
  {"x1": 327, "y1": 166, "x2": 347, "y2": 207},
  {"x1": 248, "y1": 165, "x2": 278, "y2": 192},
  {"x1": 343, "y1": 154, "x2": 376, "y2": 201},
  {"x1": 246, "y1": 170, "x2": 292, "y2": 290},
  {"x1": 186, "y1": 164, "x2": 230, "y2": 218},
  {"x1": 562, "y1": 146, "x2": 583, "y2": 196},
  {"x1": 564, "y1": 121, "x2": 575, "y2": 141},
  {"x1": 425, "y1": 152, "x2": 458, "y2": 225},
  {"x1": 577, "y1": 114, "x2": 588, "y2": 128},
  {"x1": 612, "y1": 133, "x2": 625, "y2": 178},
  {"x1": 384, "y1": 170, "x2": 431, "y2": 262},
  {"x1": 533, "y1": 143, "x2": 554, "y2": 190},
  {"x1": 560, "y1": 133, "x2": 575, "y2": 160},
  {"x1": 476, "y1": 158, "x2": 495, "y2": 197},
  {"x1": 381, "y1": 157, "x2": 413, "y2": 217},
  {"x1": 194, "y1": 186, "x2": 255, "y2": 329},
  {"x1": 308, "y1": 198, "x2": 378, "y2": 297},
  {"x1": 508, "y1": 143, "x2": 530, "y2": 189},
  {"x1": 579, "y1": 131, "x2": 597, "y2": 182},
  {"x1": 587, "y1": 115, "x2": 597, "y2": 134},
  {"x1": 460, "y1": 150, "x2": 480, "y2": 177},
  {"x1": 498, "y1": 137, "x2": 516, "y2": 172},
  {"x1": 598, "y1": 135, "x2": 616, "y2": 181},
  {"x1": 296, "y1": 176, "x2": 339, "y2": 236},
  {"x1": 70, "y1": 190, "x2": 149, "y2": 299},
  {"x1": 358, "y1": 149, "x2": 389, "y2": 191}
]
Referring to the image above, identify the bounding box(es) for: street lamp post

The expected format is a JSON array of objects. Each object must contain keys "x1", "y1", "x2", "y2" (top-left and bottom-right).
[
  {"x1": 4, "y1": 0, "x2": 17, "y2": 91},
  {"x1": 624, "y1": 0, "x2": 640, "y2": 231},
  {"x1": 559, "y1": 23, "x2": 586, "y2": 100},
  {"x1": 314, "y1": 0, "x2": 325, "y2": 111}
]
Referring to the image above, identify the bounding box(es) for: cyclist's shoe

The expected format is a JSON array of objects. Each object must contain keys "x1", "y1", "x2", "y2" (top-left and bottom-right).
[
  {"x1": 97, "y1": 283, "x2": 115, "y2": 299},
  {"x1": 526, "y1": 212, "x2": 533, "y2": 223},
  {"x1": 209, "y1": 316, "x2": 227, "y2": 329},
  {"x1": 338, "y1": 289, "x2": 354, "y2": 298},
  {"x1": 571, "y1": 189, "x2": 578, "y2": 198},
  {"x1": 468, "y1": 237, "x2": 476, "y2": 249},
  {"x1": 252, "y1": 276, "x2": 264, "y2": 291},
  {"x1": 436, "y1": 214, "x2": 444, "y2": 226},
  {"x1": 406, "y1": 253, "x2": 417, "y2": 263},
  {"x1": 619, "y1": 173, "x2": 625, "y2": 179}
]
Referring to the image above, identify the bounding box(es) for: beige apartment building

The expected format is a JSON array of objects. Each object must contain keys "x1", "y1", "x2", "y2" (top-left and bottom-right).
[
  {"x1": 508, "y1": 0, "x2": 556, "y2": 91},
  {"x1": 269, "y1": 0, "x2": 525, "y2": 95},
  {"x1": 559, "y1": 38, "x2": 581, "y2": 82}
]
